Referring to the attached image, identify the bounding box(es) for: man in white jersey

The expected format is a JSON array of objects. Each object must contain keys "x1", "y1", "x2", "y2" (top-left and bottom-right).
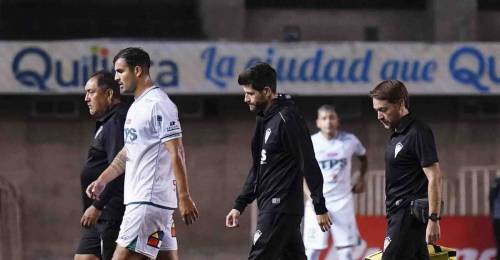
[
  {"x1": 86, "y1": 47, "x2": 199, "y2": 260},
  {"x1": 303, "y1": 105, "x2": 368, "y2": 260}
]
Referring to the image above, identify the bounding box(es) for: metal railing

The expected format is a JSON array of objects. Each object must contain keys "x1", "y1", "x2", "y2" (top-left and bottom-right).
[{"x1": 354, "y1": 166, "x2": 500, "y2": 216}]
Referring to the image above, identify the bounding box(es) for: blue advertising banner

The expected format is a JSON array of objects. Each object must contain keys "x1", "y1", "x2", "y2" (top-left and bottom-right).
[{"x1": 3, "y1": 40, "x2": 500, "y2": 95}]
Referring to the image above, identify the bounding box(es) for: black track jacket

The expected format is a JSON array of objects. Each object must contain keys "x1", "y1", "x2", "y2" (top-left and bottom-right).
[{"x1": 233, "y1": 94, "x2": 327, "y2": 216}]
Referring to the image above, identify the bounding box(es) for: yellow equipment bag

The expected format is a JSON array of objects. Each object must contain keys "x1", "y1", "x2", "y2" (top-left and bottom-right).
[{"x1": 364, "y1": 244, "x2": 457, "y2": 260}]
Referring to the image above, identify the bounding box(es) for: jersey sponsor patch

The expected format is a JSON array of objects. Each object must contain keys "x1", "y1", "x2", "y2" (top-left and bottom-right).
[
  {"x1": 394, "y1": 142, "x2": 403, "y2": 158},
  {"x1": 318, "y1": 158, "x2": 347, "y2": 171},
  {"x1": 272, "y1": 198, "x2": 281, "y2": 204},
  {"x1": 167, "y1": 121, "x2": 180, "y2": 132},
  {"x1": 124, "y1": 128, "x2": 138, "y2": 142},
  {"x1": 147, "y1": 231, "x2": 164, "y2": 248}
]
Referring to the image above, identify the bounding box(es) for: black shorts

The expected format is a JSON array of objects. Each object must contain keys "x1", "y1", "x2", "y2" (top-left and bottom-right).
[
  {"x1": 248, "y1": 212, "x2": 306, "y2": 260},
  {"x1": 382, "y1": 207, "x2": 429, "y2": 260},
  {"x1": 76, "y1": 219, "x2": 121, "y2": 260}
]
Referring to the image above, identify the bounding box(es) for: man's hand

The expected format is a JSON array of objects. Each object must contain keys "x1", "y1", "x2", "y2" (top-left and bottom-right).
[
  {"x1": 225, "y1": 209, "x2": 241, "y2": 228},
  {"x1": 426, "y1": 221, "x2": 440, "y2": 244},
  {"x1": 80, "y1": 205, "x2": 102, "y2": 228},
  {"x1": 352, "y1": 177, "x2": 366, "y2": 194},
  {"x1": 179, "y1": 195, "x2": 199, "y2": 225},
  {"x1": 316, "y1": 213, "x2": 332, "y2": 232},
  {"x1": 86, "y1": 179, "x2": 107, "y2": 200}
]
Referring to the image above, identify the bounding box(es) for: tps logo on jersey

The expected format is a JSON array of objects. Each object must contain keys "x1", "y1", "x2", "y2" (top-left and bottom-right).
[
  {"x1": 147, "y1": 231, "x2": 164, "y2": 248},
  {"x1": 318, "y1": 158, "x2": 347, "y2": 171},
  {"x1": 124, "y1": 128, "x2": 138, "y2": 142},
  {"x1": 264, "y1": 128, "x2": 272, "y2": 143},
  {"x1": 394, "y1": 142, "x2": 403, "y2": 158}
]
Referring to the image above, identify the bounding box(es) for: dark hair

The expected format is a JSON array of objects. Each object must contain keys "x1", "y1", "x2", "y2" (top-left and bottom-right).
[
  {"x1": 237, "y1": 62, "x2": 277, "y2": 93},
  {"x1": 369, "y1": 80, "x2": 410, "y2": 109},
  {"x1": 113, "y1": 47, "x2": 151, "y2": 72},
  {"x1": 90, "y1": 70, "x2": 120, "y2": 99},
  {"x1": 317, "y1": 104, "x2": 337, "y2": 117}
]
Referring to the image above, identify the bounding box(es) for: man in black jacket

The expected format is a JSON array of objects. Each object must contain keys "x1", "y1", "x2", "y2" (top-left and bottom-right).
[
  {"x1": 75, "y1": 70, "x2": 127, "y2": 260},
  {"x1": 225, "y1": 62, "x2": 331, "y2": 260}
]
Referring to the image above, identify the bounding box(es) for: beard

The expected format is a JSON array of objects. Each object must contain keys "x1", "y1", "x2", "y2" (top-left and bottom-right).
[
  {"x1": 120, "y1": 78, "x2": 138, "y2": 94},
  {"x1": 249, "y1": 100, "x2": 268, "y2": 113}
]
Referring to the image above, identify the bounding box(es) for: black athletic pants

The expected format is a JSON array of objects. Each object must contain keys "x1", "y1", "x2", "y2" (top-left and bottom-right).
[
  {"x1": 248, "y1": 212, "x2": 306, "y2": 260},
  {"x1": 76, "y1": 219, "x2": 121, "y2": 260},
  {"x1": 493, "y1": 218, "x2": 500, "y2": 260},
  {"x1": 382, "y1": 207, "x2": 429, "y2": 260}
]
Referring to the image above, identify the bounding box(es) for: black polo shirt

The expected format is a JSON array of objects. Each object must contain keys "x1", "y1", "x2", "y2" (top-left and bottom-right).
[
  {"x1": 384, "y1": 113, "x2": 438, "y2": 214},
  {"x1": 80, "y1": 102, "x2": 128, "y2": 220}
]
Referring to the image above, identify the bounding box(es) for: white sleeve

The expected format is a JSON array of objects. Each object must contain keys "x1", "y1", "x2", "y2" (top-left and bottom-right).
[
  {"x1": 352, "y1": 134, "x2": 366, "y2": 156},
  {"x1": 151, "y1": 101, "x2": 182, "y2": 143}
]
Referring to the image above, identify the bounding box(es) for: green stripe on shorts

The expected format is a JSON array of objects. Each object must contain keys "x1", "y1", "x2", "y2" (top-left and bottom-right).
[{"x1": 127, "y1": 236, "x2": 138, "y2": 252}]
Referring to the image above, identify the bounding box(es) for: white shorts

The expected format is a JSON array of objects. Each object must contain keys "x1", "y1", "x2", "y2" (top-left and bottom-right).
[
  {"x1": 116, "y1": 203, "x2": 177, "y2": 259},
  {"x1": 303, "y1": 193, "x2": 360, "y2": 249}
]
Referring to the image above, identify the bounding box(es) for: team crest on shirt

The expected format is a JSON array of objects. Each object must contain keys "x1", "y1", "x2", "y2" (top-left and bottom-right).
[
  {"x1": 253, "y1": 230, "x2": 262, "y2": 245},
  {"x1": 264, "y1": 128, "x2": 272, "y2": 143},
  {"x1": 147, "y1": 231, "x2": 164, "y2": 248},
  {"x1": 383, "y1": 236, "x2": 391, "y2": 251},
  {"x1": 94, "y1": 126, "x2": 103, "y2": 138},
  {"x1": 394, "y1": 142, "x2": 403, "y2": 158}
]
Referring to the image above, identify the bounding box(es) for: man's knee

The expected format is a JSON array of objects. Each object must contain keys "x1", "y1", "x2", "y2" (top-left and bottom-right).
[{"x1": 336, "y1": 246, "x2": 354, "y2": 260}]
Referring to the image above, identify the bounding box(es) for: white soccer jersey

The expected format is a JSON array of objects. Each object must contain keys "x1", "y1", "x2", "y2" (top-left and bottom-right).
[
  {"x1": 311, "y1": 131, "x2": 366, "y2": 201},
  {"x1": 123, "y1": 86, "x2": 182, "y2": 209}
]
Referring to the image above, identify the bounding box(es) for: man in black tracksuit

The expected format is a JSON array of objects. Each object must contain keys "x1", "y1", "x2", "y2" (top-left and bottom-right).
[
  {"x1": 225, "y1": 62, "x2": 331, "y2": 260},
  {"x1": 76, "y1": 71, "x2": 127, "y2": 260},
  {"x1": 370, "y1": 80, "x2": 443, "y2": 260}
]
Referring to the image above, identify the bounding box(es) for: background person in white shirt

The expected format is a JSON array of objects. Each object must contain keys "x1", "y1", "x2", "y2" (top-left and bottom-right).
[
  {"x1": 87, "y1": 47, "x2": 199, "y2": 260},
  {"x1": 303, "y1": 105, "x2": 368, "y2": 260}
]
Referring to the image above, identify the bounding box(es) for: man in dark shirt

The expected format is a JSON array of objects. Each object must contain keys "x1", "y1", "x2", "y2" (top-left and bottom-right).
[
  {"x1": 75, "y1": 70, "x2": 127, "y2": 260},
  {"x1": 369, "y1": 80, "x2": 442, "y2": 260},
  {"x1": 225, "y1": 62, "x2": 331, "y2": 260}
]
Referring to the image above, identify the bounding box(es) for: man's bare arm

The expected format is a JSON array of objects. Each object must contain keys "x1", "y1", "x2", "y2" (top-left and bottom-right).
[
  {"x1": 352, "y1": 155, "x2": 368, "y2": 193},
  {"x1": 164, "y1": 137, "x2": 199, "y2": 225},
  {"x1": 100, "y1": 148, "x2": 127, "y2": 183},
  {"x1": 423, "y1": 162, "x2": 442, "y2": 244},
  {"x1": 423, "y1": 162, "x2": 442, "y2": 219}
]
